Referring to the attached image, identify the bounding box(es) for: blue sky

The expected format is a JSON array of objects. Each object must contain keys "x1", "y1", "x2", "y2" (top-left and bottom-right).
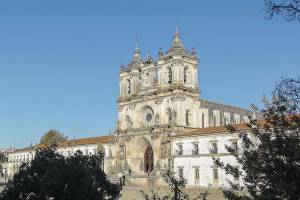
[{"x1": 0, "y1": 1, "x2": 299, "y2": 148}]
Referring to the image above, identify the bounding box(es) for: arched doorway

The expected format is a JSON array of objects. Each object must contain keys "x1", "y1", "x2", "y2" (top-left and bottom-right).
[{"x1": 144, "y1": 147, "x2": 154, "y2": 174}]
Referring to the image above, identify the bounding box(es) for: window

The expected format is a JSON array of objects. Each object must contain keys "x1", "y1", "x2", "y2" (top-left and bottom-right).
[
  {"x1": 195, "y1": 168, "x2": 200, "y2": 180},
  {"x1": 234, "y1": 167, "x2": 239, "y2": 181},
  {"x1": 213, "y1": 168, "x2": 218, "y2": 180},
  {"x1": 167, "y1": 108, "x2": 172, "y2": 124},
  {"x1": 127, "y1": 79, "x2": 131, "y2": 94},
  {"x1": 185, "y1": 110, "x2": 191, "y2": 126},
  {"x1": 210, "y1": 143, "x2": 218, "y2": 154},
  {"x1": 232, "y1": 141, "x2": 238, "y2": 152},
  {"x1": 213, "y1": 116, "x2": 216, "y2": 126},
  {"x1": 202, "y1": 114, "x2": 205, "y2": 128},
  {"x1": 192, "y1": 143, "x2": 199, "y2": 155},
  {"x1": 224, "y1": 117, "x2": 227, "y2": 125},
  {"x1": 184, "y1": 66, "x2": 188, "y2": 84},
  {"x1": 178, "y1": 168, "x2": 184, "y2": 178},
  {"x1": 177, "y1": 144, "x2": 183, "y2": 155},
  {"x1": 168, "y1": 67, "x2": 172, "y2": 84}
]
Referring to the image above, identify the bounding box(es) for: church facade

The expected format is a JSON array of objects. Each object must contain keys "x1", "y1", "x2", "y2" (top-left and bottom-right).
[{"x1": 4, "y1": 30, "x2": 253, "y2": 188}]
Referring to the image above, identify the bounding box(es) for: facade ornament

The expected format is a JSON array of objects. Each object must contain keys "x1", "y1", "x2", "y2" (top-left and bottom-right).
[{"x1": 155, "y1": 97, "x2": 164, "y2": 105}]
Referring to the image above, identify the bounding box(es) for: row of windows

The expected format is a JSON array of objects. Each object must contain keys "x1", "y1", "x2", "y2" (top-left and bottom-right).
[
  {"x1": 175, "y1": 141, "x2": 238, "y2": 156},
  {"x1": 9, "y1": 149, "x2": 98, "y2": 163},
  {"x1": 125, "y1": 66, "x2": 192, "y2": 95},
  {"x1": 9, "y1": 154, "x2": 34, "y2": 163},
  {"x1": 178, "y1": 167, "x2": 239, "y2": 182}
]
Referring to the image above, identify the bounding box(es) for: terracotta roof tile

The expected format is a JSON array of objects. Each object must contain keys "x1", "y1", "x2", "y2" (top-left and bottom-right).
[
  {"x1": 58, "y1": 135, "x2": 113, "y2": 147},
  {"x1": 177, "y1": 123, "x2": 249, "y2": 137}
]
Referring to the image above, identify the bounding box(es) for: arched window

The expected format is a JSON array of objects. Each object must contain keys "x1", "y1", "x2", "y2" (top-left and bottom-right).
[
  {"x1": 167, "y1": 108, "x2": 172, "y2": 124},
  {"x1": 185, "y1": 110, "x2": 191, "y2": 126},
  {"x1": 184, "y1": 66, "x2": 188, "y2": 84},
  {"x1": 213, "y1": 116, "x2": 216, "y2": 126},
  {"x1": 168, "y1": 67, "x2": 172, "y2": 84},
  {"x1": 127, "y1": 79, "x2": 131, "y2": 94}
]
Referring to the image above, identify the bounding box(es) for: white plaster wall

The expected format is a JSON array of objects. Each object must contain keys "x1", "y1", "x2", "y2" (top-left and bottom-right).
[{"x1": 172, "y1": 133, "x2": 242, "y2": 188}]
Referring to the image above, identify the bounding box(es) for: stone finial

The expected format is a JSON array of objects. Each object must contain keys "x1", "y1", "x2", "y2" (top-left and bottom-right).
[
  {"x1": 132, "y1": 43, "x2": 141, "y2": 63},
  {"x1": 158, "y1": 48, "x2": 164, "y2": 57},
  {"x1": 172, "y1": 27, "x2": 184, "y2": 48}
]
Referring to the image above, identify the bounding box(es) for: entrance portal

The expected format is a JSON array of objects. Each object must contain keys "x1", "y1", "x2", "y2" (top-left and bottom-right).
[{"x1": 144, "y1": 147, "x2": 154, "y2": 174}]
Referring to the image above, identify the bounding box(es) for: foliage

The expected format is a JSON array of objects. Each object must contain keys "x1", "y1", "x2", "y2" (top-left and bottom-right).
[
  {"x1": 0, "y1": 152, "x2": 7, "y2": 175},
  {"x1": 39, "y1": 129, "x2": 67, "y2": 147},
  {"x1": 141, "y1": 170, "x2": 208, "y2": 200},
  {"x1": 0, "y1": 152, "x2": 7, "y2": 163},
  {"x1": 0, "y1": 147, "x2": 120, "y2": 200},
  {"x1": 264, "y1": 0, "x2": 300, "y2": 22},
  {"x1": 214, "y1": 78, "x2": 300, "y2": 200}
]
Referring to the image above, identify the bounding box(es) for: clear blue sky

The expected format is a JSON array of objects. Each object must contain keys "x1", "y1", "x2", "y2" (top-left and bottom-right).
[{"x1": 0, "y1": 1, "x2": 299, "y2": 148}]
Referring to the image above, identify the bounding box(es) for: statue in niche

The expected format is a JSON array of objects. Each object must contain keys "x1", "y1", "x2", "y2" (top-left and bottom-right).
[
  {"x1": 140, "y1": 160, "x2": 144, "y2": 171},
  {"x1": 119, "y1": 145, "x2": 125, "y2": 158},
  {"x1": 171, "y1": 109, "x2": 177, "y2": 124},
  {"x1": 161, "y1": 140, "x2": 171, "y2": 158},
  {"x1": 125, "y1": 116, "x2": 132, "y2": 129},
  {"x1": 143, "y1": 72, "x2": 152, "y2": 88},
  {"x1": 154, "y1": 113, "x2": 160, "y2": 125},
  {"x1": 155, "y1": 160, "x2": 160, "y2": 170}
]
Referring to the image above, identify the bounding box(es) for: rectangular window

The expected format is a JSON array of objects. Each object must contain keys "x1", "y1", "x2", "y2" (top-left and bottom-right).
[
  {"x1": 213, "y1": 168, "x2": 218, "y2": 180},
  {"x1": 202, "y1": 114, "x2": 205, "y2": 128},
  {"x1": 234, "y1": 167, "x2": 239, "y2": 181},
  {"x1": 210, "y1": 143, "x2": 218, "y2": 154},
  {"x1": 178, "y1": 168, "x2": 184, "y2": 178},
  {"x1": 192, "y1": 143, "x2": 199, "y2": 155},
  {"x1": 213, "y1": 116, "x2": 216, "y2": 126},
  {"x1": 195, "y1": 168, "x2": 199, "y2": 180},
  {"x1": 232, "y1": 141, "x2": 238, "y2": 152},
  {"x1": 177, "y1": 144, "x2": 183, "y2": 155}
]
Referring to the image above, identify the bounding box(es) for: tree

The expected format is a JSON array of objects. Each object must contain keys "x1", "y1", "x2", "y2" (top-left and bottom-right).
[
  {"x1": 0, "y1": 152, "x2": 7, "y2": 176},
  {"x1": 141, "y1": 170, "x2": 208, "y2": 200},
  {"x1": 0, "y1": 152, "x2": 7, "y2": 163},
  {"x1": 0, "y1": 147, "x2": 120, "y2": 200},
  {"x1": 264, "y1": 0, "x2": 300, "y2": 22},
  {"x1": 214, "y1": 78, "x2": 300, "y2": 200},
  {"x1": 141, "y1": 170, "x2": 189, "y2": 200},
  {"x1": 39, "y1": 129, "x2": 67, "y2": 147}
]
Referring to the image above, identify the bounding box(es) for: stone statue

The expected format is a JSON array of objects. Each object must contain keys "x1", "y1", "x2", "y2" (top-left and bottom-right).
[
  {"x1": 171, "y1": 109, "x2": 177, "y2": 124},
  {"x1": 154, "y1": 113, "x2": 160, "y2": 125}
]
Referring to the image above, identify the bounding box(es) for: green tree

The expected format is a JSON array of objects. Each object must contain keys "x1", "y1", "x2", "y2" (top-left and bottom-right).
[
  {"x1": 0, "y1": 152, "x2": 7, "y2": 176},
  {"x1": 39, "y1": 129, "x2": 67, "y2": 147},
  {"x1": 0, "y1": 147, "x2": 120, "y2": 200},
  {"x1": 0, "y1": 152, "x2": 7, "y2": 163},
  {"x1": 141, "y1": 170, "x2": 208, "y2": 200},
  {"x1": 214, "y1": 78, "x2": 300, "y2": 200},
  {"x1": 264, "y1": 0, "x2": 300, "y2": 22}
]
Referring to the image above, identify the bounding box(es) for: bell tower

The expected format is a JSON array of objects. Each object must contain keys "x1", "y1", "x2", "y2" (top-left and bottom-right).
[{"x1": 117, "y1": 28, "x2": 199, "y2": 131}]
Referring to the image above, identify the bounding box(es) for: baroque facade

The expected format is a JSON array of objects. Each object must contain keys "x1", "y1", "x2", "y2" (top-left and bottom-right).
[{"x1": 4, "y1": 29, "x2": 254, "y2": 188}]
